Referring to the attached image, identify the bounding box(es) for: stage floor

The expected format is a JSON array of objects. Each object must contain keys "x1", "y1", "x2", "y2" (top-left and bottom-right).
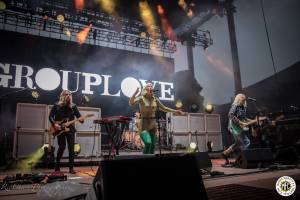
[{"x1": 0, "y1": 152, "x2": 300, "y2": 200}]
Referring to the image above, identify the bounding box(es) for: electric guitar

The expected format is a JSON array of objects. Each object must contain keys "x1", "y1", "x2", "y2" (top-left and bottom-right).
[
  {"x1": 229, "y1": 116, "x2": 267, "y2": 135},
  {"x1": 49, "y1": 114, "x2": 94, "y2": 137}
]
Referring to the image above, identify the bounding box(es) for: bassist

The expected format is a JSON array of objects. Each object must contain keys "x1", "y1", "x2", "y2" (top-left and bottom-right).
[{"x1": 49, "y1": 90, "x2": 84, "y2": 174}]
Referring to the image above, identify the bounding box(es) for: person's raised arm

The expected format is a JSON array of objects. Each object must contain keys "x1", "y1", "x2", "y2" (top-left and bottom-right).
[
  {"x1": 156, "y1": 98, "x2": 186, "y2": 115},
  {"x1": 129, "y1": 88, "x2": 141, "y2": 106}
]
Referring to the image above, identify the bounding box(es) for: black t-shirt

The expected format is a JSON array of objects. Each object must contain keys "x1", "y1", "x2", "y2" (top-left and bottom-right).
[{"x1": 49, "y1": 104, "x2": 81, "y2": 132}]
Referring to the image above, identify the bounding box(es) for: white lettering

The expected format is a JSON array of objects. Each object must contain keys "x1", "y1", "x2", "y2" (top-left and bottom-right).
[
  {"x1": 11, "y1": 64, "x2": 35, "y2": 89},
  {"x1": 35, "y1": 68, "x2": 60, "y2": 90},
  {"x1": 0, "y1": 63, "x2": 13, "y2": 87},
  {"x1": 121, "y1": 77, "x2": 141, "y2": 97},
  {"x1": 0, "y1": 62, "x2": 175, "y2": 100},
  {"x1": 101, "y1": 75, "x2": 120, "y2": 96},
  {"x1": 82, "y1": 72, "x2": 102, "y2": 94},
  {"x1": 139, "y1": 79, "x2": 158, "y2": 89},
  {"x1": 159, "y1": 82, "x2": 174, "y2": 101},
  {"x1": 61, "y1": 70, "x2": 81, "y2": 93}
]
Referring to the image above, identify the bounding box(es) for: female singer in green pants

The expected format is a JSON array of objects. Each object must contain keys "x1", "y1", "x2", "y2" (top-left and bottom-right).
[{"x1": 129, "y1": 83, "x2": 185, "y2": 154}]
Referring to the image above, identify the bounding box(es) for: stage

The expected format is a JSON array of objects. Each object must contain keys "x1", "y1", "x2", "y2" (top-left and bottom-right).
[
  {"x1": 0, "y1": 151, "x2": 299, "y2": 200},
  {"x1": 1, "y1": 0, "x2": 300, "y2": 199}
]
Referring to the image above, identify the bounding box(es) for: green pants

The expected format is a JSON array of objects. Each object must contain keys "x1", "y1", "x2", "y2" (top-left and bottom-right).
[{"x1": 140, "y1": 131, "x2": 156, "y2": 154}]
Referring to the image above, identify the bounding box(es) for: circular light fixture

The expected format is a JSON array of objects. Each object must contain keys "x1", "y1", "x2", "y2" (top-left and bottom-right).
[
  {"x1": 0, "y1": 1, "x2": 6, "y2": 10},
  {"x1": 175, "y1": 99, "x2": 183, "y2": 109},
  {"x1": 190, "y1": 103, "x2": 199, "y2": 113},
  {"x1": 74, "y1": 143, "x2": 81, "y2": 155},
  {"x1": 189, "y1": 142, "x2": 197, "y2": 149},
  {"x1": 140, "y1": 32, "x2": 147, "y2": 38},
  {"x1": 83, "y1": 95, "x2": 90, "y2": 103},
  {"x1": 63, "y1": 27, "x2": 71, "y2": 38},
  {"x1": 187, "y1": 142, "x2": 197, "y2": 153},
  {"x1": 205, "y1": 103, "x2": 214, "y2": 114},
  {"x1": 81, "y1": 95, "x2": 91, "y2": 105},
  {"x1": 31, "y1": 90, "x2": 40, "y2": 100},
  {"x1": 56, "y1": 14, "x2": 65, "y2": 23}
]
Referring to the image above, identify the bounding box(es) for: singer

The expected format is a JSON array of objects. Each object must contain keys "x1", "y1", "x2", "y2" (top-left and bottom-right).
[{"x1": 129, "y1": 83, "x2": 185, "y2": 154}]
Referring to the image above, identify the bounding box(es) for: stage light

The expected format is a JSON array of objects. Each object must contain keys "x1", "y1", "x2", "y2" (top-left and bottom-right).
[
  {"x1": 81, "y1": 94, "x2": 91, "y2": 105},
  {"x1": 207, "y1": 141, "x2": 213, "y2": 152},
  {"x1": 157, "y1": 5, "x2": 164, "y2": 15},
  {"x1": 16, "y1": 145, "x2": 46, "y2": 172},
  {"x1": 99, "y1": 0, "x2": 116, "y2": 15},
  {"x1": 56, "y1": 14, "x2": 65, "y2": 23},
  {"x1": 140, "y1": 31, "x2": 147, "y2": 38},
  {"x1": 0, "y1": 1, "x2": 6, "y2": 10},
  {"x1": 190, "y1": 103, "x2": 199, "y2": 113},
  {"x1": 63, "y1": 27, "x2": 71, "y2": 38},
  {"x1": 83, "y1": 95, "x2": 90, "y2": 103},
  {"x1": 75, "y1": 0, "x2": 85, "y2": 10},
  {"x1": 139, "y1": 1, "x2": 157, "y2": 39},
  {"x1": 74, "y1": 143, "x2": 81, "y2": 155},
  {"x1": 31, "y1": 90, "x2": 40, "y2": 100},
  {"x1": 187, "y1": 142, "x2": 197, "y2": 153},
  {"x1": 175, "y1": 100, "x2": 183, "y2": 109},
  {"x1": 205, "y1": 103, "x2": 214, "y2": 114}
]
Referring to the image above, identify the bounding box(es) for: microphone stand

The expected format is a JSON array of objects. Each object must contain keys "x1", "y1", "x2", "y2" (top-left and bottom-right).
[
  {"x1": 154, "y1": 95, "x2": 162, "y2": 156},
  {"x1": 194, "y1": 130, "x2": 200, "y2": 152},
  {"x1": 249, "y1": 98, "x2": 264, "y2": 147}
]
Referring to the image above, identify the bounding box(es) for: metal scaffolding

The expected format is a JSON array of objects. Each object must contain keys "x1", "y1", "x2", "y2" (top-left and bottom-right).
[{"x1": 0, "y1": 0, "x2": 214, "y2": 58}]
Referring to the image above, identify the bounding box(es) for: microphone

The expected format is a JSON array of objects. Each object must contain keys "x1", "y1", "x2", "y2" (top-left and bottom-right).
[{"x1": 247, "y1": 97, "x2": 256, "y2": 101}]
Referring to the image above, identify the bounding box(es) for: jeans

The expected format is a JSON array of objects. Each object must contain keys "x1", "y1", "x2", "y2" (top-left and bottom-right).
[{"x1": 229, "y1": 128, "x2": 250, "y2": 152}]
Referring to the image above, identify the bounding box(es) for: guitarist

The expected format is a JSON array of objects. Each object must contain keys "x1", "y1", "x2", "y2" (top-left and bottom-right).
[
  {"x1": 49, "y1": 90, "x2": 84, "y2": 174},
  {"x1": 222, "y1": 93, "x2": 251, "y2": 165}
]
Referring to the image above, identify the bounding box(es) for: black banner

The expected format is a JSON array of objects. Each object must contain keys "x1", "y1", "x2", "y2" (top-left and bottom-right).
[{"x1": 0, "y1": 30, "x2": 175, "y2": 131}]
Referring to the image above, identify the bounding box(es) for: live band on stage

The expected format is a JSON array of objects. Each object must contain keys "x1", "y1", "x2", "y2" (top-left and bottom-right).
[{"x1": 46, "y1": 85, "x2": 300, "y2": 174}]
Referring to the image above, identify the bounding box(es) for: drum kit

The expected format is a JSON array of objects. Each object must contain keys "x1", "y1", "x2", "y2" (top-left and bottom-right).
[{"x1": 122, "y1": 120, "x2": 144, "y2": 150}]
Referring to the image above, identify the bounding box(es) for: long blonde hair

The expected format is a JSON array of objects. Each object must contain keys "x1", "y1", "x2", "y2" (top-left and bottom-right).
[
  {"x1": 142, "y1": 83, "x2": 153, "y2": 96},
  {"x1": 233, "y1": 93, "x2": 247, "y2": 107},
  {"x1": 58, "y1": 90, "x2": 73, "y2": 107}
]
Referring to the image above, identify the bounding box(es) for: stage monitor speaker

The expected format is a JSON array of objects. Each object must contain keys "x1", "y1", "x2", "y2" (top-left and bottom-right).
[
  {"x1": 194, "y1": 152, "x2": 212, "y2": 171},
  {"x1": 240, "y1": 148, "x2": 273, "y2": 169},
  {"x1": 91, "y1": 154, "x2": 208, "y2": 200},
  {"x1": 275, "y1": 146, "x2": 299, "y2": 165}
]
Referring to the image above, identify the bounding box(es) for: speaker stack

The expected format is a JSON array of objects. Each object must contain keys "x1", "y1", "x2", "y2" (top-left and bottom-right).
[
  {"x1": 239, "y1": 148, "x2": 273, "y2": 169},
  {"x1": 86, "y1": 153, "x2": 208, "y2": 200}
]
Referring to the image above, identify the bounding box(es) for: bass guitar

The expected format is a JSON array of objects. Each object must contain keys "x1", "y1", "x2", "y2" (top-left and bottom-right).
[
  {"x1": 49, "y1": 114, "x2": 94, "y2": 137},
  {"x1": 229, "y1": 116, "x2": 267, "y2": 135}
]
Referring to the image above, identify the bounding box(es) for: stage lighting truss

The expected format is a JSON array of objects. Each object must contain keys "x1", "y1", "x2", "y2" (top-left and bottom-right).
[{"x1": 0, "y1": 0, "x2": 213, "y2": 57}]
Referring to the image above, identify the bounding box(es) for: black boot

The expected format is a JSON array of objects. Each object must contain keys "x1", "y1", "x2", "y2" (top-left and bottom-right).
[
  {"x1": 54, "y1": 163, "x2": 60, "y2": 172},
  {"x1": 221, "y1": 152, "x2": 230, "y2": 165},
  {"x1": 221, "y1": 147, "x2": 233, "y2": 165}
]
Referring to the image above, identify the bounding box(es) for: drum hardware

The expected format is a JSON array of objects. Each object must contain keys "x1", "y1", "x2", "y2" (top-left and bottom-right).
[{"x1": 121, "y1": 120, "x2": 143, "y2": 150}]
